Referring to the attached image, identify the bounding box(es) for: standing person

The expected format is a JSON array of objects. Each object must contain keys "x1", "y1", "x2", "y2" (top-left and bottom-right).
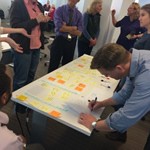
[
  {"x1": 78, "y1": 43, "x2": 150, "y2": 149},
  {"x1": 0, "y1": 27, "x2": 30, "y2": 60},
  {"x1": 111, "y1": 2, "x2": 145, "y2": 51},
  {"x1": 78, "y1": 0, "x2": 102, "y2": 57},
  {"x1": 134, "y1": 4, "x2": 150, "y2": 50},
  {"x1": 48, "y1": 4, "x2": 55, "y2": 21},
  {"x1": 9, "y1": 0, "x2": 49, "y2": 112},
  {"x1": 43, "y1": 0, "x2": 51, "y2": 11},
  {"x1": 48, "y1": 0, "x2": 82, "y2": 73}
]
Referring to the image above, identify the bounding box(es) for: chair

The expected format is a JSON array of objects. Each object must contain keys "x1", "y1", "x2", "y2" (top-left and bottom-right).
[{"x1": 44, "y1": 35, "x2": 55, "y2": 66}]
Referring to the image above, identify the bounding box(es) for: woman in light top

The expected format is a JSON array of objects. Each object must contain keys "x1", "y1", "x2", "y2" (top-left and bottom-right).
[{"x1": 78, "y1": 0, "x2": 102, "y2": 57}]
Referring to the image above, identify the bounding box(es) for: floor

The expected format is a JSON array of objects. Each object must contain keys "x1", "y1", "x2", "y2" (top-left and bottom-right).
[{"x1": 1, "y1": 19, "x2": 150, "y2": 150}]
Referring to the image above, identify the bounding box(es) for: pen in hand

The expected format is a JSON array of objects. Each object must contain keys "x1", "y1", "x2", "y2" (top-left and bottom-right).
[{"x1": 88, "y1": 97, "x2": 97, "y2": 111}]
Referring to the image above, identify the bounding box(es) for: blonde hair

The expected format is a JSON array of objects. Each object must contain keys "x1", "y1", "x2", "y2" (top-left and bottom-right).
[
  {"x1": 130, "y1": 2, "x2": 141, "y2": 20},
  {"x1": 87, "y1": 0, "x2": 102, "y2": 14}
]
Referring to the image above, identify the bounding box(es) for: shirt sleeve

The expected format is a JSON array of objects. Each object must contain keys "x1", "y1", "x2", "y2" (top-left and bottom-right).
[
  {"x1": 76, "y1": 11, "x2": 83, "y2": 33},
  {"x1": 106, "y1": 72, "x2": 150, "y2": 133},
  {"x1": 112, "y1": 77, "x2": 134, "y2": 105},
  {"x1": 115, "y1": 16, "x2": 126, "y2": 27},
  {"x1": 54, "y1": 7, "x2": 64, "y2": 33},
  {"x1": 0, "y1": 126, "x2": 24, "y2": 150},
  {"x1": 82, "y1": 13, "x2": 92, "y2": 40}
]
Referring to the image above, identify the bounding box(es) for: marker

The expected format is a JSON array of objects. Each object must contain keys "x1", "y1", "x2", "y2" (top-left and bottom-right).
[
  {"x1": 88, "y1": 97, "x2": 97, "y2": 111},
  {"x1": 101, "y1": 83, "x2": 111, "y2": 88}
]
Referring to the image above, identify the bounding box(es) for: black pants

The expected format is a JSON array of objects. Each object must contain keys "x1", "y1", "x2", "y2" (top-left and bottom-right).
[
  {"x1": 78, "y1": 39, "x2": 93, "y2": 57},
  {"x1": 144, "y1": 133, "x2": 150, "y2": 150},
  {"x1": 48, "y1": 36, "x2": 77, "y2": 73}
]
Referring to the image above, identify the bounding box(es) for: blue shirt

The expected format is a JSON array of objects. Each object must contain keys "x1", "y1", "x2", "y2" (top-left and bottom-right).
[
  {"x1": 115, "y1": 16, "x2": 145, "y2": 50},
  {"x1": 54, "y1": 4, "x2": 83, "y2": 37},
  {"x1": 105, "y1": 49, "x2": 150, "y2": 132}
]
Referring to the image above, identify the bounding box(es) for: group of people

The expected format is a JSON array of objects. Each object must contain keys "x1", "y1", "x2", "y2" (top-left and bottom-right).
[
  {"x1": 48, "y1": 0, "x2": 102, "y2": 72},
  {"x1": 78, "y1": 2, "x2": 150, "y2": 150},
  {"x1": 1, "y1": 0, "x2": 150, "y2": 149},
  {"x1": 43, "y1": 0, "x2": 55, "y2": 21}
]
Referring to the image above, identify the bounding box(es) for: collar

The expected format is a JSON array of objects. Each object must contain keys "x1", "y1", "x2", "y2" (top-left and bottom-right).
[{"x1": 67, "y1": 4, "x2": 75, "y2": 12}]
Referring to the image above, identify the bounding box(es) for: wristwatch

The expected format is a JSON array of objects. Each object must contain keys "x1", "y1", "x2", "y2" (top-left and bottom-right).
[
  {"x1": 91, "y1": 118, "x2": 101, "y2": 130},
  {"x1": 92, "y1": 121, "x2": 97, "y2": 129}
]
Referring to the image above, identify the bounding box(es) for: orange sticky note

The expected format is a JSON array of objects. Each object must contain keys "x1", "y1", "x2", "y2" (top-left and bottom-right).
[
  {"x1": 49, "y1": 110, "x2": 61, "y2": 118},
  {"x1": 48, "y1": 77, "x2": 56, "y2": 81},
  {"x1": 78, "y1": 83, "x2": 86, "y2": 88},
  {"x1": 17, "y1": 95, "x2": 27, "y2": 101},
  {"x1": 78, "y1": 64, "x2": 84, "y2": 68},
  {"x1": 57, "y1": 79, "x2": 65, "y2": 84},
  {"x1": 75, "y1": 87, "x2": 83, "y2": 92}
]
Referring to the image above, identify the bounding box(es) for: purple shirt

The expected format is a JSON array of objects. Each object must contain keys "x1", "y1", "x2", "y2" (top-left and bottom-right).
[
  {"x1": 54, "y1": 4, "x2": 83, "y2": 37},
  {"x1": 115, "y1": 16, "x2": 146, "y2": 50}
]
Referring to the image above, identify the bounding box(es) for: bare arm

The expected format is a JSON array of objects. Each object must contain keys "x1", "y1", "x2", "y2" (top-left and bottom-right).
[
  {"x1": 2, "y1": 27, "x2": 30, "y2": 38},
  {"x1": 88, "y1": 97, "x2": 117, "y2": 111},
  {"x1": 111, "y1": 9, "x2": 117, "y2": 26},
  {"x1": 79, "y1": 113, "x2": 113, "y2": 132},
  {"x1": 0, "y1": 37, "x2": 23, "y2": 53}
]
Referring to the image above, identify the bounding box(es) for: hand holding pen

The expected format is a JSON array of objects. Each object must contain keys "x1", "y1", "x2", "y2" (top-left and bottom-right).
[{"x1": 88, "y1": 97, "x2": 97, "y2": 111}]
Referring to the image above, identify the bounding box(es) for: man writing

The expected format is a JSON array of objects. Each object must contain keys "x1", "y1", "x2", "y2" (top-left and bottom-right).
[{"x1": 78, "y1": 43, "x2": 150, "y2": 150}]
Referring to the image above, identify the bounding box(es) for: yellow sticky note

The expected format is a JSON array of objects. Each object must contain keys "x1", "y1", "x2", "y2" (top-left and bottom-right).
[
  {"x1": 17, "y1": 95, "x2": 27, "y2": 101},
  {"x1": 49, "y1": 110, "x2": 61, "y2": 118}
]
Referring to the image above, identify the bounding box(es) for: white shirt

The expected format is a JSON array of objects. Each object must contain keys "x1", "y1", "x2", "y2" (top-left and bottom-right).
[{"x1": 0, "y1": 111, "x2": 24, "y2": 150}]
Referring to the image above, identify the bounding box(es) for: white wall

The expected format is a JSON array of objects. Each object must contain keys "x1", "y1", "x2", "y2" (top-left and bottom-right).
[
  {"x1": 0, "y1": 0, "x2": 11, "y2": 18},
  {"x1": 139, "y1": 0, "x2": 150, "y2": 6}
]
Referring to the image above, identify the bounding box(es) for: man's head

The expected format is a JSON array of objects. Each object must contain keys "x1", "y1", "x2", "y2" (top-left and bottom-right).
[
  {"x1": 91, "y1": 43, "x2": 131, "y2": 80},
  {"x1": 0, "y1": 64, "x2": 11, "y2": 107}
]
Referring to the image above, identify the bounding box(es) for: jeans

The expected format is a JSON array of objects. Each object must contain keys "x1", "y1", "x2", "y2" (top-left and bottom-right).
[{"x1": 13, "y1": 49, "x2": 40, "y2": 91}]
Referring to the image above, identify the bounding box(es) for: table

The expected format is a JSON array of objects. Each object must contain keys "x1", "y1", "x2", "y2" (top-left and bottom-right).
[
  {"x1": 0, "y1": 34, "x2": 13, "y2": 64},
  {"x1": 0, "y1": 34, "x2": 11, "y2": 51},
  {"x1": 12, "y1": 55, "x2": 119, "y2": 137}
]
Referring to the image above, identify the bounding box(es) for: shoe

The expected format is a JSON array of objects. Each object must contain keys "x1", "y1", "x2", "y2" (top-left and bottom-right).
[{"x1": 106, "y1": 131, "x2": 127, "y2": 143}]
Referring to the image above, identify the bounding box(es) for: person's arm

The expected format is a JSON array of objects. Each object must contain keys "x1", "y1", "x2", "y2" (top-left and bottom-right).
[
  {"x1": 59, "y1": 22, "x2": 78, "y2": 33},
  {"x1": 79, "y1": 71, "x2": 150, "y2": 133},
  {"x1": 71, "y1": 11, "x2": 82, "y2": 37},
  {"x1": 2, "y1": 27, "x2": 30, "y2": 38},
  {"x1": 111, "y1": 9, "x2": 117, "y2": 26},
  {"x1": 78, "y1": 113, "x2": 111, "y2": 131},
  {"x1": 82, "y1": 13, "x2": 92, "y2": 40},
  {"x1": 88, "y1": 97, "x2": 117, "y2": 111},
  {"x1": 0, "y1": 37, "x2": 23, "y2": 53},
  {"x1": 10, "y1": 0, "x2": 48, "y2": 33}
]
